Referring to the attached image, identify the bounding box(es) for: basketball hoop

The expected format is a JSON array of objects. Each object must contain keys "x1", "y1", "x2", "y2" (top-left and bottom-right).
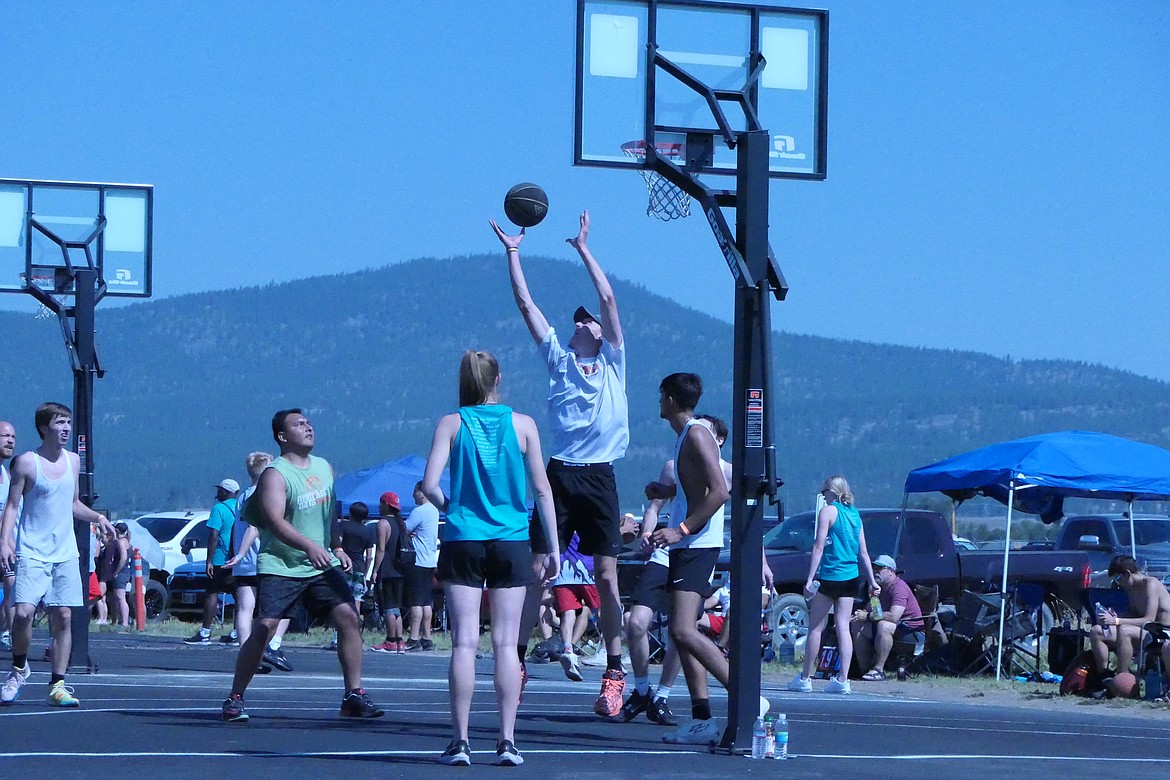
[
  {"x1": 34, "y1": 294, "x2": 67, "y2": 320},
  {"x1": 621, "y1": 141, "x2": 691, "y2": 221}
]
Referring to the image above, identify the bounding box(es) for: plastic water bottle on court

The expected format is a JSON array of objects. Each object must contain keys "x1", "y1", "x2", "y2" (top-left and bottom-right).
[
  {"x1": 763, "y1": 714, "x2": 776, "y2": 758},
  {"x1": 774, "y1": 713, "x2": 789, "y2": 759},
  {"x1": 751, "y1": 716, "x2": 767, "y2": 759}
]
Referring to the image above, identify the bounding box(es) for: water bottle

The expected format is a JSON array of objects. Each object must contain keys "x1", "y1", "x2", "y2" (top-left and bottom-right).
[
  {"x1": 778, "y1": 638, "x2": 796, "y2": 665},
  {"x1": 1096, "y1": 602, "x2": 1111, "y2": 639},
  {"x1": 751, "y1": 716, "x2": 767, "y2": 759},
  {"x1": 774, "y1": 713, "x2": 789, "y2": 759},
  {"x1": 1145, "y1": 667, "x2": 1162, "y2": 701},
  {"x1": 763, "y1": 714, "x2": 776, "y2": 759},
  {"x1": 869, "y1": 594, "x2": 883, "y2": 622}
]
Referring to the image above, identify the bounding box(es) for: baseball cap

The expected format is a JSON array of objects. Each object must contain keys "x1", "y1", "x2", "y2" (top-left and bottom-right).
[
  {"x1": 217, "y1": 478, "x2": 240, "y2": 493},
  {"x1": 380, "y1": 491, "x2": 400, "y2": 510},
  {"x1": 873, "y1": 554, "x2": 898, "y2": 571},
  {"x1": 573, "y1": 305, "x2": 598, "y2": 325}
]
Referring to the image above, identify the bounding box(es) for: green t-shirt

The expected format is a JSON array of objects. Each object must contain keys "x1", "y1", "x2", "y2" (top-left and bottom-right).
[{"x1": 252, "y1": 455, "x2": 340, "y2": 578}]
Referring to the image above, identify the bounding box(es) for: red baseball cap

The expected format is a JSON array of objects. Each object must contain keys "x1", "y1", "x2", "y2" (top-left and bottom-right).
[{"x1": 379, "y1": 491, "x2": 400, "y2": 510}]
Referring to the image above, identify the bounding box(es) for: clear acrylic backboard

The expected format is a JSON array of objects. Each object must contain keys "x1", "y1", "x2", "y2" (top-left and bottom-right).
[
  {"x1": 574, "y1": 0, "x2": 827, "y2": 179},
  {"x1": 0, "y1": 178, "x2": 153, "y2": 298}
]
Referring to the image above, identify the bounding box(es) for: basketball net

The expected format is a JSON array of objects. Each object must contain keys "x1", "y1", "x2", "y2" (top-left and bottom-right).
[
  {"x1": 35, "y1": 294, "x2": 66, "y2": 320},
  {"x1": 621, "y1": 141, "x2": 691, "y2": 221}
]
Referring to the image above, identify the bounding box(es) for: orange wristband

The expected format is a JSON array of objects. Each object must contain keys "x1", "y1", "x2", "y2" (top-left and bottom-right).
[{"x1": 679, "y1": 522, "x2": 691, "y2": 536}]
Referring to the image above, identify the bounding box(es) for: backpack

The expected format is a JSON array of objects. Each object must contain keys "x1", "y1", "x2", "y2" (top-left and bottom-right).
[
  {"x1": 393, "y1": 515, "x2": 416, "y2": 568},
  {"x1": 1059, "y1": 650, "x2": 1098, "y2": 697}
]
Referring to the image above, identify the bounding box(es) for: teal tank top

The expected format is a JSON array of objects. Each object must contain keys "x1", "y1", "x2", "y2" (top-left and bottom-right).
[
  {"x1": 446, "y1": 405, "x2": 529, "y2": 542},
  {"x1": 817, "y1": 501, "x2": 861, "y2": 581}
]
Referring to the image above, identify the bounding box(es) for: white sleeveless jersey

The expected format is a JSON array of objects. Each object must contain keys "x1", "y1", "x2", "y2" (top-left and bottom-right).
[
  {"x1": 669, "y1": 418, "x2": 724, "y2": 550},
  {"x1": 16, "y1": 453, "x2": 79, "y2": 563}
]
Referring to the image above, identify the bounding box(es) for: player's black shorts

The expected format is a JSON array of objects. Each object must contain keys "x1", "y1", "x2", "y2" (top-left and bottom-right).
[
  {"x1": 529, "y1": 459, "x2": 622, "y2": 558},
  {"x1": 438, "y1": 540, "x2": 533, "y2": 590},
  {"x1": 403, "y1": 563, "x2": 436, "y2": 609},
  {"x1": 207, "y1": 565, "x2": 235, "y2": 594},
  {"x1": 818, "y1": 577, "x2": 861, "y2": 600},
  {"x1": 256, "y1": 567, "x2": 353, "y2": 622},
  {"x1": 666, "y1": 547, "x2": 719, "y2": 596},
  {"x1": 629, "y1": 560, "x2": 669, "y2": 613},
  {"x1": 233, "y1": 574, "x2": 259, "y2": 589},
  {"x1": 377, "y1": 576, "x2": 404, "y2": 613}
]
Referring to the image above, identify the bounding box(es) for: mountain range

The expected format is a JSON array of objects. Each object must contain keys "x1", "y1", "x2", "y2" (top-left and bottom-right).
[{"x1": 1, "y1": 254, "x2": 1167, "y2": 517}]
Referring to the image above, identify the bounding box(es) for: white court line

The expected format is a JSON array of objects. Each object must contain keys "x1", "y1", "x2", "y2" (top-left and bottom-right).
[
  {"x1": 0, "y1": 748, "x2": 693, "y2": 758},
  {"x1": 805, "y1": 754, "x2": 1170, "y2": 764}
]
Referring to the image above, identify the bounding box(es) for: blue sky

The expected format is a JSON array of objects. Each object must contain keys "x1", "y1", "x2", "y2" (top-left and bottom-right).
[{"x1": 2, "y1": 1, "x2": 1167, "y2": 380}]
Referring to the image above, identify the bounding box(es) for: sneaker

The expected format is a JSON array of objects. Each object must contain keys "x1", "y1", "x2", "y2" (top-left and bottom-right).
[
  {"x1": 787, "y1": 674, "x2": 812, "y2": 692},
  {"x1": 184, "y1": 631, "x2": 211, "y2": 645},
  {"x1": 369, "y1": 641, "x2": 396, "y2": 653},
  {"x1": 663, "y1": 717, "x2": 721, "y2": 745},
  {"x1": 421, "y1": 638, "x2": 434, "y2": 651},
  {"x1": 647, "y1": 696, "x2": 678, "y2": 726},
  {"x1": 395, "y1": 640, "x2": 407, "y2": 654},
  {"x1": 340, "y1": 688, "x2": 385, "y2": 718},
  {"x1": 494, "y1": 739, "x2": 524, "y2": 766},
  {"x1": 825, "y1": 677, "x2": 851, "y2": 695},
  {"x1": 404, "y1": 639, "x2": 423, "y2": 652},
  {"x1": 263, "y1": 648, "x2": 293, "y2": 672},
  {"x1": 620, "y1": 689, "x2": 650, "y2": 722},
  {"x1": 560, "y1": 650, "x2": 584, "y2": 682},
  {"x1": 47, "y1": 681, "x2": 79, "y2": 708},
  {"x1": 0, "y1": 632, "x2": 11, "y2": 651},
  {"x1": 1, "y1": 664, "x2": 31, "y2": 704},
  {"x1": 219, "y1": 634, "x2": 239, "y2": 647},
  {"x1": 593, "y1": 669, "x2": 625, "y2": 718},
  {"x1": 439, "y1": 739, "x2": 471, "y2": 766},
  {"x1": 222, "y1": 694, "x2": 249, "y2": 722}
]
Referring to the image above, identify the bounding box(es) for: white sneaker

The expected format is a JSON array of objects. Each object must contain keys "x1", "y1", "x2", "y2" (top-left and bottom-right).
[
  {"x1": 825, "y1": 677, "x2": 852, "y2": 695},
  {"x1": 787, "y1": 674, "x2": 812, "y2": 692},
  {"x1": 560, "y1": 650, "x2": 584, "y2": 682},
  {"x1": 581, "y1": 651, "x2": 631, "y2": 670},
  {"x1": 1, "y1": 664, "x2": 31, "y2": 703},
  {"x1": 662, "y1": 717, "x2": 722, "y2": 745}
]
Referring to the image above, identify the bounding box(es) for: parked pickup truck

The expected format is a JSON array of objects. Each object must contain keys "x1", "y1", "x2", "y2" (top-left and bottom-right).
[
  {"x1": 743, "y1": 508, "x2": 1091, "y2": 645},
  {"x1": 1053, "y1": 513, "x2": 1170, "y2": 588}
]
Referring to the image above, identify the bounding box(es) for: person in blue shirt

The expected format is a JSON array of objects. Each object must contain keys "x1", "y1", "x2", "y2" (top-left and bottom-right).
[{"x1": 184, "y1": 478, "x2": 239, "y2": 645}]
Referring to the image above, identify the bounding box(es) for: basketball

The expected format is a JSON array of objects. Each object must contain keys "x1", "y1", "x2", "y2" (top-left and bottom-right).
[
  {"x1": 1108, "y1": 672, "x2": 1139, "y2": 699},
  {"x1": 503, "y1": 182, "x2": 548, "y2": 228}
]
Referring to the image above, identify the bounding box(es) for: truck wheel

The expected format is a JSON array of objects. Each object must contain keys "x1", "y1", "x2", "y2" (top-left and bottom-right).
[
  {"x1": 134, "y1": 580, "x2": 168, "y2": 622},
  {"x1": 769, "y1": 593, "x2": 810, "y2": 645}
]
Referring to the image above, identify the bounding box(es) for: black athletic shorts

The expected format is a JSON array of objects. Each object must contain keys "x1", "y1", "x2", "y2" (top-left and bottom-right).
[
  {"x1": 818, "y1": 577, "x2": 861, "y2": 600},
  {"x1": 438, "y1": 540, "x2": 533, "y2": 590},
  {"x1": 377, "y1": 576, "x2": 404, "y2": 614},
  {"x1": 403, "y1": 563, "x2": 436, "y2": 609},
  {"x1": 207, "y1": 565, "x2": 235, "y2": 594},
  {"x1": 529, "y1": 459, "x2": 622, "y2": 558},
  {"x1": 233, "y1": 574, "x2": 259, "y2": 589},
  {"x1": 629, "y1": 560, "x2": 669, "y2": 613},
  {"x1": 666, "y1": 547, "x2": 719, "y2": 596},
  {"x1": 255, "y1": 567, "x2": 354, "y2": 622}
]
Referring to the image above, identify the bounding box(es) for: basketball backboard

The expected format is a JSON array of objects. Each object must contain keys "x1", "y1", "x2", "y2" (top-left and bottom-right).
[
  {"x1": 575, "y1": 0, "x2": 827, "y2": 179},
  {"x1": 0, "y1": 178, "x2": 153, "y2": 299}
]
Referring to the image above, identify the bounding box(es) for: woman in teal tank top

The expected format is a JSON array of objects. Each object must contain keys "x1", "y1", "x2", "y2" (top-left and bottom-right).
[
  {"x1": 422, "y1": 350, "x2": 559, "y2": 766},
  {"x1": 788, "y1": 475, "x2": 879, "y2": 696}
]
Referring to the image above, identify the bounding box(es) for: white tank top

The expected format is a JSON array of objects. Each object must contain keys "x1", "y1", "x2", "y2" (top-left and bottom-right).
[
  {"x1": 16, "y1": 453, "x2": 79, "y2": 563},
  {"x1": 669, "y1": 418, "x2": 725, "y2": 550}
]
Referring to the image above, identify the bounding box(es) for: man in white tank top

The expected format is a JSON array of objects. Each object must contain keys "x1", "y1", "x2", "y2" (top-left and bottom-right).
[
  {"x1": 0, "y1": 421, "x2": 16, "y2": 650},
  {"x1": 0, "y1": 403, "x2": 114, "y2": 707}
]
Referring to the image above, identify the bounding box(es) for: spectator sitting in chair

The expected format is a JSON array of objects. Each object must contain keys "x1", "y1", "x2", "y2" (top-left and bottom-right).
[
  {"x1": 1090, "y1": 554, "x2": 1170, "y2": 679},
  {"x1": 850, "y1": 555, "x2": 924, "y2": 681}
]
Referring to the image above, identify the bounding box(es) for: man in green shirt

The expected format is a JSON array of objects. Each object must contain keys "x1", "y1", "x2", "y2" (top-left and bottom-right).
[{"x1": 222, "y1": 408, "x2": 383, "y2": 723}]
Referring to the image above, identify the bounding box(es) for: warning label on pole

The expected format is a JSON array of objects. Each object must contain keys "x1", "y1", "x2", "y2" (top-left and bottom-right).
[
  {"x1": 746, "y1": 389, "x2": 764, "y2": 448},
  {"x1": 78, "y1": 434, "x2": 87, "y2": 473}
]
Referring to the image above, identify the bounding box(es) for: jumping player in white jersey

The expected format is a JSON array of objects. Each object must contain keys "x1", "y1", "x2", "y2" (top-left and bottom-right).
[{"x1": 0, "y1": 403, "x2": 114, "y2": 707}]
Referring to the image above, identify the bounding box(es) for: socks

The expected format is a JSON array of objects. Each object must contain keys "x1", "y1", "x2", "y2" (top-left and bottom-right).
[
  {"x1": 692, "y1": 698, "x2": 712, "y2": 721},
  {"x1": 13, "y1": 655, "x2": 27, "y2": 670},
  {"x1": 607, "y1": 653, "x2": 623, "y2": 672},
  {"x1": 655, "y1": 684, "x2": 672, "y2": 701},
  {"x1": 634, "y1": 675, "x2": 650, "y2": 696},
  {"x1": 199, "y1": 627, "x2": 211, "y2": 638},
  {"x1": 50, "y1": 673, "x2": 64, "y2": 686},
  {"x1": 269, "y1": 636, "x2": 282, "y2": 651}
]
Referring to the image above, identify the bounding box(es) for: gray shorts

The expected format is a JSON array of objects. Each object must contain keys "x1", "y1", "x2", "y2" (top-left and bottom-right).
[{"x1": 13, "y1": 557, "x2": 84, "y2": 608}]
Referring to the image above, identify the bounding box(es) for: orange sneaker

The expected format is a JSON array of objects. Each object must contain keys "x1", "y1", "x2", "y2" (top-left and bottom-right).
[{"x1": 593, "y1": 669, "x2": 626, "y2": 718}]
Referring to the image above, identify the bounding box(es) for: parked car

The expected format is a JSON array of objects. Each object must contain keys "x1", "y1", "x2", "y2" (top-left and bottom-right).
[
  {"x1": 132, "y1": 511, "x2": 211, "y2": 620},
  {"x1": 166, "y1": 561, "x2": 235, "y2": 622},
  {"x1": 1054, "y1": 513, "x2": 1170, "y2": 587}
]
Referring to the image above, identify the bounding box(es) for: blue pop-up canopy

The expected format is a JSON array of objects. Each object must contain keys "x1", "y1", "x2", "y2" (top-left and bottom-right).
[
  {"x1": 904, "y1": 430, "x2": 1170, "y2": 678},
  {"x1": 334, "y1": 455, "x2": 449, "y2": 518}
]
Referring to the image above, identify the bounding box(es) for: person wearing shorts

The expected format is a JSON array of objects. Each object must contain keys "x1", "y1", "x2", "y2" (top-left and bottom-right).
[
  {"x1": 185, "y1": 478, "x2": 239, "y2": 645},
  {"x1": 423, "y1": 349, "x2": 558, "y2": 767},
  {"x1": 403, "y1": 484, "x2": 439, "y2": 652},
  {"x1": 0, "y1": 421, "x2": 14, "y2": 650},
  {"x1": 0, "y1": 402, "x2": 114, "y2": 707},
  {"x1": 850, "y1": 555, "x2": 925, "y2": 681},
  {"x1": 492, "y1": 209, "x2": 630, "y2": 718},
  {"x1": 221, "y1": 409, "x2": 383, "y2": 723},
  {"x1": 550, "y1": 533, "x2": 599, "y2": 682},
  {"x1": 370, "y1": 492, "x2": 408, "y2": 653},
  {"x1": 789, "y1": 475, "x2": 879, "y2": 695}
]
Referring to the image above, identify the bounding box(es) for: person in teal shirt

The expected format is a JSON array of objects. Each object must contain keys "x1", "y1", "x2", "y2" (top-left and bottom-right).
[
  {"x1": 184, "y1": 478, "x2": 239, "y2": 645},
  {"x1": 423, "y1": 350, "x2": 559, "y2": 767}
]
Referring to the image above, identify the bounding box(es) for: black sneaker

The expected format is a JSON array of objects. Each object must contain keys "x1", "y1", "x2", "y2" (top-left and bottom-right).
[
  {"x1": 404, "y1": 639, "x2": 423, "y2": 652},
  {"x1": 184, "y1": 631, "x2": 211, "y2": 645},
  {"x1": 421, "y1": 638, "x2": 435, "y2": 651},
  {"x1": 219, "y1": 634, "x2": 239, "y2": 646},
  {"x1": 263, "y1": 648, "x2": 293, "y2": 672},
  {"x1": 340, "y1": 689, "x2": 385, "y2": 718},
  {"x1": 440, "y1": 739, "x2": 471, "y2": 766},
  {"x1": 222, "y1": 694, "x2": 248, "y2": 722},
  {"x1": 494, "y1": 739, "x2": 524, "y2": 766},
  {"x1": 647, "y1": 696, "x2": 678, "y2": 726},
  {"x1": 620, "y1": 689, "x2": 650, "y2": 722}
]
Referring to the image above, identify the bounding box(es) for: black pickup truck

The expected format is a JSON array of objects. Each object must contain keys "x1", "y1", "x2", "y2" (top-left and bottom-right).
[
  {"x1": 749, "y1": 508, "x2": 1091, "y2": 645},
  {"x1": 1053, "y1": 513, "x2": 1170, "y2": 588}
]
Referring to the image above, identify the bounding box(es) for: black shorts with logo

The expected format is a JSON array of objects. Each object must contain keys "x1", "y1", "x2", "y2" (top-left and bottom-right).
[
  {"x1": 207, "y1": 565, "x2": 235, "y2": 595},
  {"x1": 529, "y1": 459, "x2": 622, "y2": 558},
  {"x1": 629, "y1": 560, "x2": 669, "y2": 613},
  {"x1": 438, "y1": 540, "x2": 533, "y2": 590},
  {"x1": 403, "y1": 563, "x2": 436, "y2": 609},
  {"x1": 666, "y1": 547, "x2": 719, "y2": 596},
  {"x1": 256, "y1": 567, "x2": 354, "y2": 622}
]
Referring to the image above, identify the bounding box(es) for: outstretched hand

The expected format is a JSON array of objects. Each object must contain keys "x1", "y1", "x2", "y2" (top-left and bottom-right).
[
  {"x1": 490, "y1": 220, "x2": 525, "y2": 251},
  {"x1": 565, "y1": 210, "x2": 590, "y2": 250}
]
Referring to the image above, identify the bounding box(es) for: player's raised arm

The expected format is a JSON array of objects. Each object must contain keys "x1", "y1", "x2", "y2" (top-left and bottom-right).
[
  {"x1": 566, "y1": 210, "x2": 622, "y2": 349},
  {"x1": 491, "y1": 220, "x2": 550, "y2": 344}
]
